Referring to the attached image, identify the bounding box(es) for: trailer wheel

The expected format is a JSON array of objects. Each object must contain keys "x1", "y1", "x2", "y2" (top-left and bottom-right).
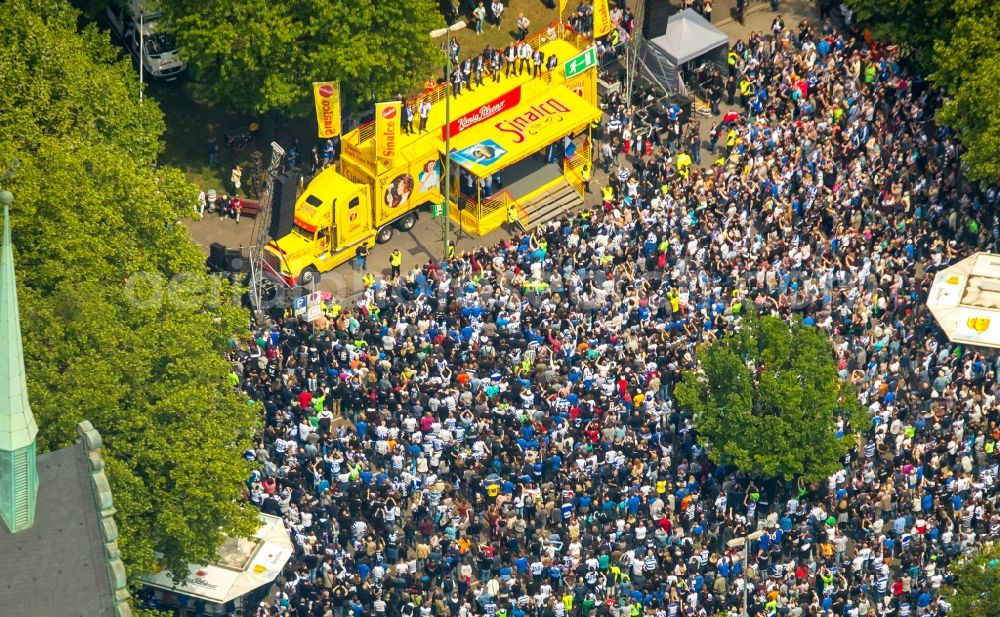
[
  {"x1": 300, "y1": 266, "x2": 320, "y2": 288},
  {"x1": 376, "y1": 225, "x2": 394, "y2": 244},
  {"x1": 395, "y1": 212, "x2": 417, "y2": 231}
]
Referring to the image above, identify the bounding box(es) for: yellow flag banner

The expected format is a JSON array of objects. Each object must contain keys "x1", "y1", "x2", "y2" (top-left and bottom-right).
[
  {"x1": 559, "y1": 0, "x2": 569, "y2": 15},
  {"x1": 375, "y1": 101, "x2": 401, "y2": 175},
  {"x1": 593, "y1": 0, "x2": 613, "y2": 39},
  {"x1": 312, "y1": 82, "x2": 341, "y2": 138}
]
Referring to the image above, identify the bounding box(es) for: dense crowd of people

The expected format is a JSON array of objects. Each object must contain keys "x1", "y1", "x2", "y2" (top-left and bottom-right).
[{"x1": 231, "y1": 11, "x2": 1000, "y2": 617}]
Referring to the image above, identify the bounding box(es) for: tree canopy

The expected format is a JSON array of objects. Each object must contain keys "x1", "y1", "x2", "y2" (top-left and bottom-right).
[
  {"x1": 931, "y1": 0, "x2": 1000, "y2": 184},
  {"x1": 158, "y1": 0, "x2": 446, "y2": 115},
  {"x1": 674, "y1": 316, "x2": 866, "y2": 483},
  {"x1": 844, "y1": 0, "x2": 954, "y2": 74},
  {"x1": 846, "y1": 0, "x2": 1000, "y2": 183},
  {"x1": 0, "y1": 0, "x2": 259, "y2": 584},
  {"x1": 946, "y1": 542, "x2": 1000, "y2": 617}
]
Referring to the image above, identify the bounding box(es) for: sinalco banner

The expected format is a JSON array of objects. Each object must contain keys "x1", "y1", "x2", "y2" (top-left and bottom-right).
[
  {"x1": 312, "y1": 82, "x2": 341, "y2": 138},
  {"x1": 375, "y1": 101, "x2": 401, "y2": 176},
  {"x1": 593, "y1": 0, "x2": 612, "y2": 39}
]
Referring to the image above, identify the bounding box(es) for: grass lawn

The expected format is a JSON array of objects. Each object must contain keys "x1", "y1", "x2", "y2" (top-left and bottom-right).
[
  {"x1": 149, "y1": 0, "x2": 571, "y2": 193},
  {"x1": 148, "y1": 81, "x2": 242, "y2": 193},
  {"x1": 149, "y1": 80, "x2": 312, "y2": 197},
  {"x1": 448, "y1": 0, "x2": 565, "y2": 58}
]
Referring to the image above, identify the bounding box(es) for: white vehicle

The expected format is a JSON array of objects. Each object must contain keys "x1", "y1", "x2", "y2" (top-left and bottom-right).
[{"x1": 106, "y1": 1, "x2": 185, "y2": 81}]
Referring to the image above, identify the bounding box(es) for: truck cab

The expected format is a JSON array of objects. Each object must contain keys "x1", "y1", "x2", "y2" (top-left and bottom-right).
[
  {"x1": 264, "y1": 172, "x2": 375, "y2": 287},
  {"x1": 106, "y1": 1, "x2": 185, "y2": 81}
]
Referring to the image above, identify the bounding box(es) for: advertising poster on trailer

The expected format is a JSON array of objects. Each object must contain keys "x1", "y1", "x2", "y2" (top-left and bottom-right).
[{"x1": 375, "y1": 101, "x2": 401, "y2": 176}]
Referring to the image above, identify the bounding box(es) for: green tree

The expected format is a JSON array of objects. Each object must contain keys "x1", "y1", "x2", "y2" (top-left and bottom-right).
[
  {"x1": 675, "y1": 316, "x2": 866, "y2": 483},
  {"x1": 159, "y1": 0, "x2": 446, "y2": 115},
  {"x1": 0, "y1": 0, "x2": 260, "y2": 584},
  {"x1": 844, "y1": 0, "x2": 954, "y2": 73},
  {"x1": 947, "y1": 542, "x2": 1000, "y2": 617},
  {"x1": 932, "y1": 0, "x2": 1000, "y2": 184},
  {"x1": 845, "y1": 0, "x2": 1000, "y2": 183}
]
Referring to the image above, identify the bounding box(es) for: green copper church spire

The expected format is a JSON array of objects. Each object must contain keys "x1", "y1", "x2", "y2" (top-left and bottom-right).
[{"x1": 0, "y1": 195, "x2": 39, "y2": 533}]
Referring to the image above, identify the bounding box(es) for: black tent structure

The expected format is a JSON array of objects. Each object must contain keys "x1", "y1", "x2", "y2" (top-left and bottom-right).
[{"x1": 637, "y1": 8, "x2": 729, "y2": 96}]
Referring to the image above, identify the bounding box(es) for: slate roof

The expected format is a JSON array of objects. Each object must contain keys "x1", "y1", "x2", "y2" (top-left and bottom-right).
[{"x1": 0, "y1": 442, "x2": 119, "y2": 617}]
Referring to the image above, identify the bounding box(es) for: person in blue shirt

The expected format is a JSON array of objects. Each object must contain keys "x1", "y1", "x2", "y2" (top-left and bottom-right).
[
  {"x1": 779, "y1": 514, "x2": 793, "y2": 531},
  {"x1": 922, "y1": 492, "x2": 934, "y2": 511},
  {"x1": 514, "y1": 556, "x2": 528, "y2": 573},
  {"x1": 916, "y1": 590, "x2": 933, "y2": 609},
  {"x1": 315, "y1": 478, "x2": 330, "y2": 495},
  {"x1": 549, "y1": 453, "x2": 562, "y2": 472},
  {"x1": 560, "y1": 502, "x2": 573, "y2": 520},
  {"x1": 626, "y1": 493, "x2": 641, "y2": 514}
]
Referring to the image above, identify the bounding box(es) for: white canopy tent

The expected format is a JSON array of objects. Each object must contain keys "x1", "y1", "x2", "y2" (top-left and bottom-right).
[
  {"x1": 652, "y1": 8, "x2": 729, "y2": 66},
  {"x1": 927, "y1": 252, "x2": 1000, "y2": 349},
  {"x1": 638, "y1": 8, "x2": 729, "y2": 96}
]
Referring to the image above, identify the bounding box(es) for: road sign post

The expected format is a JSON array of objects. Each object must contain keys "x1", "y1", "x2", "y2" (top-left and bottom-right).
[
  {"x1": 432, "y1": 202, "x2": 445, "y2": 218},
  {"x1": 294, "y1": 292, "x2": 324, "y2": 321},
  {"x1": 564, "y1": 47, "x2": 597, "y2": 79}
]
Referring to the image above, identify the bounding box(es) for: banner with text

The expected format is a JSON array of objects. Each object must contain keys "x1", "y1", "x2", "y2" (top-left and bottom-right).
[
  {"x1": 442, "y1": 86, "x2": 522, "y2": 140},
  {"x1": 312, "y1": 82, "x2": 341, "y2": 138},
  {"x1": 446, "y1": 86, "x2": 602, "y2": 176},
  {"x1": 375, "y1": 101, "x2": 401, "y2": 176},
  {"x1": 593, "y1": 0, "x2": 612, "y2": 39}
]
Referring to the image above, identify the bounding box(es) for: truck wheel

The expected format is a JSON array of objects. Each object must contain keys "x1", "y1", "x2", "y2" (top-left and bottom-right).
[
  {"x1": 376, "y1": 225, "x2": 394, "y2": 244},
  {"x1": 395, "y1": 212, "x2": 417, "y2": 231},
  {"x1": 300, "y1": 266, "x2": 320, "y2": 288}
]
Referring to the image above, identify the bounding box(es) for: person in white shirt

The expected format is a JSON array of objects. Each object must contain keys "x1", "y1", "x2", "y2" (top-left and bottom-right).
[
  {"x1": 516, "y1": 13, "x2": 530, "y2": 40},
  {"x1": 490, "y1": 0, "x2": 504, "y2": 29},
  {"x1": 518, "y1": 41, "x2": 533, "y2": 75}
]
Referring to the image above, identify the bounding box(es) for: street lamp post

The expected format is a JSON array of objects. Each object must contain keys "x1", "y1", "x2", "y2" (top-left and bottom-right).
[
  {"x1": 429, "y1": 21, "x2": 466, "y2": 261},
  {"x1": 139, "y1": 11, "x2": 144, "y2": 104},
  {"x1": 727, "y1": 529, "x2": 765, "y2": 617}
]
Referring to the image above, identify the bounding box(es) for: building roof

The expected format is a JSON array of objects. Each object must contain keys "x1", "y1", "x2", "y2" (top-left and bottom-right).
[
  {"x1": 139, "y1": 514, "x2": 293, "y2": 605},
  {"x1": 927, "y1": 252, "x2": 1000, "y2": 348},
  {"x1": 0, "y1": 204, "x2": 38, "y2": 451},
  {"x1": 444, "y1": 84, "x2": 603, "y2": 177},
  {"x1": 0, "y1": 422, "x2": 131, "y2": 617},
  {"x1": 341, "y1": 35, "x2": 590, "y2": 172}
]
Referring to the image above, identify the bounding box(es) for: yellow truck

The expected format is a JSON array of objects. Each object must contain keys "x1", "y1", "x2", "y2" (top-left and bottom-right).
[
  {"x1": 263, "y1": 26, "x2": 597, "y2": 287},
  {"x1": 263, "y1": 146, "x2": 440, "y2": 287},
  {"x1": 264, "y1": 93, "x2": 455, "y2": 287}
]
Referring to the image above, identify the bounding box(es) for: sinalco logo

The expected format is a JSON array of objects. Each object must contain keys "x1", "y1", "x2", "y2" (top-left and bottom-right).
[
  {"x1": 319, "y1": 84, "x2": 334, "y2": 97},
  {"x1": 380, "y1": 104, "x2": 398, "y2": 163},
  {"x1": 527, "y1": 115, "x2": 564, "y2": 135}
]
